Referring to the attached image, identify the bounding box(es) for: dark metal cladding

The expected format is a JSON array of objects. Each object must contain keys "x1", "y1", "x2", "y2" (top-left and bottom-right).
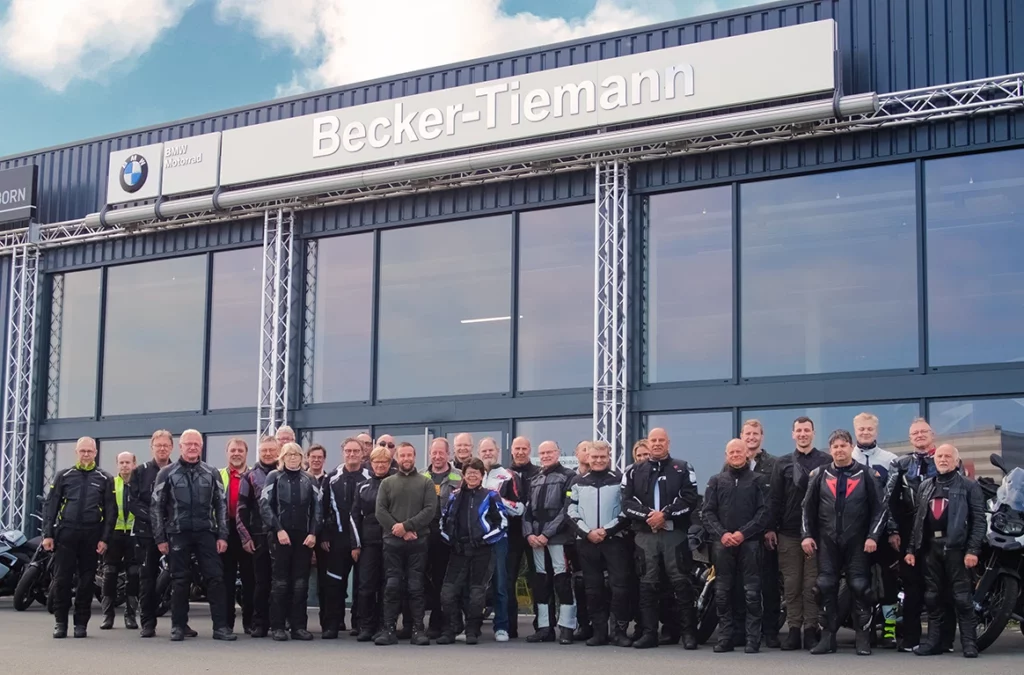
[{"x1": 0, "y1": 0, "x2": 1020, "y2": 259}]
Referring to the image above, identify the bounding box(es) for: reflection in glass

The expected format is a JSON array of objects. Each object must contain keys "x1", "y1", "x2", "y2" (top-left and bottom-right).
[
  {"x1": 208, "y1": 248, "x2": 262, "y2": 410},
  {"x1": 741, "y1": 164, "x2": 918, "y2": 377},
  {"x1": 102, "y1": 256, "x2": 207, "y2": 416},
  {"x1": 929, "y1": 398, "x2": 1024, "y2": 480},
  {"x1": 54, "y1": 441, "x2": 78, "y2": 474},
  {"x1": 206, "y1": 433, "x2": 259, "y2": 468},
  {"x1": 645, "y1": 411, "x2": 733, "y2": 493},
  {"x1": 312, "y1": 234, "x2": 374, "y2": 402},
  {"x1": 647, "y1": 187, "x2": 732, "y2": 382},
  {"x1": 926, "y1": 149, "x2": 1024, "y2": 367},
  {"x1": 514, "y1": 417, "x2": 592, "y2": 469},
  {"x1": 309, "y1": 428, "x2": 368, "y2": 470},
  {"x1": 377, "y1": 216, "x2": 511, "y2": 399},
  {"x1": 99, "y1": 438, "x2": 148, "y2": 475},
  {"x1": 741, "y1": 402, "x2": 921, "y2": 459},
  {"x1": 53, "y1": 270, "x2": 101, "y2": 419},
  {"x1": 518, "y1": 205, "x2": 593, "y2": 390}
]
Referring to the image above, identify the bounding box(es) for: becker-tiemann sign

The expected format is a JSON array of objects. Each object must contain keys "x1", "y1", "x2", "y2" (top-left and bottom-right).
[
  {"x1": 0, "y1": 164, "x2": 37, "y2": 226},
  {"x1": 107, "y1": 20, "x2": 837, "y2": 200}
]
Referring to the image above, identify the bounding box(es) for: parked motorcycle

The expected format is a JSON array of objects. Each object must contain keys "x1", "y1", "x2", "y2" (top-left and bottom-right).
[
  {"x1": 13, "y1": 533, "x2": 123, "y2": 611},
  {"x1": 1, "y1": 526, "x2": 40, "y2": 599},
  {"x1": 971, "y1": 453, "x2": 1024, "y2": 650}
]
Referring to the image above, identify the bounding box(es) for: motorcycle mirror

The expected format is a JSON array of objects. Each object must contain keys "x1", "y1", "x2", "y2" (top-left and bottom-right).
[{"x1": 990, "y1": 453, "x2": 1007, "y2": 474}]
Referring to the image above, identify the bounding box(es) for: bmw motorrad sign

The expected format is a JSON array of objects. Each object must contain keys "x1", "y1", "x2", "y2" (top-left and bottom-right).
[
  {"x1": 119, "y1": 154, "x2": 149, "y2": 193},
  {"x1": 107, "y1": 144, "x2": 162, "y2": 204},
  {"x1": 0, "y1": 164, "x2": 37, "y2": 226}
]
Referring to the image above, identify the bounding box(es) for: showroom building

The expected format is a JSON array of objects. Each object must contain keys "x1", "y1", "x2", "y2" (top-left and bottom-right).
[{"x1": 0, "y1": 0, "x2": 1022, "y2": 528}]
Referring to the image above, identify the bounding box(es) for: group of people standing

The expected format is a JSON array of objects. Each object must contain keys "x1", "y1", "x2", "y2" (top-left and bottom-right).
[{"x1": 38, "y1": 413, "x2": 986, "y2": 659}]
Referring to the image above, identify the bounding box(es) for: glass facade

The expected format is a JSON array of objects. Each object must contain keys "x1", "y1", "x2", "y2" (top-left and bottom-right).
[
  {"x1": 208, "y1": 248, "x2": 262, "y2": 410},
  {"x1": 101, "y1": 255, "x2": 207, "y2": 416},
  {"x1": 311, "y1": 233, "x2": 374, "y2": 403},
  {"x1": 926, "y1": 149, "x2": 1024, "y2": 367},
  {"x1": 51, "y1": 269, "x2": 101, "y2": 419},
  {"x1": 928, "y1": 398, "x2": 1024, "y2": 479},
  {"x1": 205, "y1": 433, "x2": 259, "y2": 467},
  {"x1": 644, "y1": 411, "x2": 734, "y2": 493},
  {"x1": 515, "y1": 417, "x2": 592, "y2": 468},
  {"x1": 518, "y1": 205, "x2": 594, "y2": 391},
  {"x1": 740, "y1": 164, "x2": 918, "y2": 377},
  {"x1": 377, "y1": 216, "x2": 512, "y2": 399},
  {"x1": 647, "y1": 187, "x2": 733, "y2": 383},
  {"x1": 99, "y1": 438, "x2": 148, "y2": 474}
]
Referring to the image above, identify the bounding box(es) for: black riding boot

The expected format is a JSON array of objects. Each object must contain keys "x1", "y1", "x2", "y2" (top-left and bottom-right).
[
  {"x1": 100, "y1": 598, "x2": 115, "y2": 630},
  {"x1": 124, "y1": 596, "x2": 139, "y2": 630}
]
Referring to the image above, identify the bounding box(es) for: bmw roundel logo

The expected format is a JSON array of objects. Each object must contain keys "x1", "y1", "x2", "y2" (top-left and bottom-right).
[{"x1": 119, "y1": 154, "x2": 148, "y2": 193}]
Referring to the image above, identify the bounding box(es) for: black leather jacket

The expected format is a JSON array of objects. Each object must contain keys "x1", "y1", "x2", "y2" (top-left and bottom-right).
[
  {"x1": 701, "y1": 465, "x2": 768, "y2": 541},
  {"x1": 236, "y1": 461, "x2": 276, "y2": 546},
  {"x1": 129, "y1": 459, "x2": 171, "y2": 538},
  {"x1": 908, "y1": 471, "x2": 986, "y2": 556},
  {"x1": 323, "y1": 465, "x2": 370, "y2": 547},
  {"x1": 259, "y1": 468, "x2": 322, "y2": 537},
  {"x1": 750, "y1": 449, "x2": 776, "y2": 490},
  {"x1": 151, "y1": 458, "x2": 228, "y2": 544},
  {"x1": 882, "y1": 451, "x2": 939, "y2": 534},
  {"x1": 439, "y1": 485, "x2": 506, "y2": 554},
  {"x1": 523, "y1": 462, "x2": 576, "y2": 544},
  {"x1": 42, "y1": 465, "x2": 115, "y2": 540},
  {"x1": 801, "y1": 461, "x2": 885, "y2": 544},
  {"x1": 769, "y1": 448, "x2": 831, "y2": 536},
  {"x1": 622, "y1": 455, "x2": 700, "y2": 532},
  {"x1": 353, "y1": 474, "x2": 388, "y2": 547}
]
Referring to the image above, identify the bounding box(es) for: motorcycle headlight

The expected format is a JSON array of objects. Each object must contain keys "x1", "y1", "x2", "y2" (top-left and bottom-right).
[{"x1": 993, "y1": 512, "x2": 1024, "y2": 536}]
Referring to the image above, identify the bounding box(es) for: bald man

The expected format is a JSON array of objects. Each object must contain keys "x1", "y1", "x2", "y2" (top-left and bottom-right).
[
  {"x1": 452, "y1": 433, "x2": 474, "y2": 472},
  {"x1": 101, "y1": 451, "x2": 139, "y2": 631},
  {"x1": 42, "y1": 436, "x2": 115, "y2": 639},
  {"x1": 701, "y1": 440, "x2": 768, "y2": 653},
  {"x1": 903, "y1": 444, "x2": 984, "y2": 658}
]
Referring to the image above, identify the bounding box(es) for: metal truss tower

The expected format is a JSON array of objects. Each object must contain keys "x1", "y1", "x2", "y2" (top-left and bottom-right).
[
  {"x1": 0, "y1": 245, "x2": 40, "y2": 530},
  {"x1": 256, "y1": 208, "x2": 294, "y2": 440},
  {"x1": 594, "y1": 160, "x2": 630, "y2": 469}
]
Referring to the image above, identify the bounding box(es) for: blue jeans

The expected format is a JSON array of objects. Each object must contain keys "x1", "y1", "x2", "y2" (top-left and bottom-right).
[{"x1": 492, "y1": 537, "x2": 509, "y2": 632}]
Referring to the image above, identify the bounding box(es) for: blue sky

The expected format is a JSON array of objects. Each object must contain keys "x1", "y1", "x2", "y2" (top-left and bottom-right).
[{"x1": 0, "y1": 0, "x2": 761, "y2": 158}]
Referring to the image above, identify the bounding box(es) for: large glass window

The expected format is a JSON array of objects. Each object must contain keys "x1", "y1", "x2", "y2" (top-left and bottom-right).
[
  {"x1": 208, "y1": 248, "x2": 261, "y2": 410},
  {"x1": 377, "y1": 216, "x2": 511, "y2": 399},
  {"x1": 102, "y1": 255, "x2": 207, "y2": 416},
  {"x1": 309, "y1": 428, "x2": 368, "y2": 470},
  {"x1": 647, "y1": 187, "x2": 733, "y2": 383},
  {"x1": 311, "y1": 233, "x2": 374, "y2": 402},
  {"x1": 740, "y1": 164, "x2": 918, "y2": 377},
  {"x1": 741, "y1": 402, "x2": 921, "y2": 457},
  {"x1": 52, "y1": 270, "x2": 101, "y2": 419},
  {"x1": 926, "y1": 149, "x2": 1024, "y2": 367},
  {"x1": 929, "y1": 398, "x2": 1024, "y2": 480},
  {"x1": 53, "y1": 441, "x2": 78, "y2": 475},
  {"x1": 645, "y1": 411, "x2": 733, "y2": 493},
  {"x1": 514, "y1": 417, "x2": 592, "y2": 468},
  {"x1": 99, "y1": 438, "x2": 148, "y2": 475},
  {"x1": 518, "y1": 205, "x2": 593, "y2": 391}
]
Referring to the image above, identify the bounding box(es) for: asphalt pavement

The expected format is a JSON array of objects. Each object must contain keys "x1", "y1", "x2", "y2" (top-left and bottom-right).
[{"x1": 1, "y1": 599, "x2": 1022, "y2": 675}]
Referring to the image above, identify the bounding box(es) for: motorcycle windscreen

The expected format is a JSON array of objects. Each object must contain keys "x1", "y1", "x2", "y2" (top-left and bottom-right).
[{"x1": 995, "y1": 467, "x2": 1024, "y2": 512}]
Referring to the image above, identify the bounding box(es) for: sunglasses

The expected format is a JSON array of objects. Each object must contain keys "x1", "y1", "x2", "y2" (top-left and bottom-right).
[{"x1": 378, "y1": 441, "x2": 395, "y2": 449}]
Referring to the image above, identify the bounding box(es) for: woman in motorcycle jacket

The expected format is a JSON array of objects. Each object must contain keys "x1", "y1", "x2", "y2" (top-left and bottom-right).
[
  {"x1": 436, "y1": 458, "x2": 507, "y2": 644},
  {"x1": 351, "y1": 447, "x2": 396, "y2": 641},
  {"x1": 258, "y1": 442, "x2": 322, "y2": 641}
]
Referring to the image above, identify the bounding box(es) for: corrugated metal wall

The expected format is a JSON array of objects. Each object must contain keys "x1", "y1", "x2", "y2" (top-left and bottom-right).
[{"x1": 1, "y1": 0, "x2": 1020, "y2": 229}]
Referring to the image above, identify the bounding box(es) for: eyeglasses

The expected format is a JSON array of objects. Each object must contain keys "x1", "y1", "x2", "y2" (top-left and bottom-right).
[{"x1": 378, "y1": 441, "x2": 395, "y2": 449}]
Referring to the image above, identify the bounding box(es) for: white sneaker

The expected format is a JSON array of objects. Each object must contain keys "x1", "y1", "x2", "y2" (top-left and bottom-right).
[{"x1": 495, "y1": 630, "x2": 509, "y2": 642}]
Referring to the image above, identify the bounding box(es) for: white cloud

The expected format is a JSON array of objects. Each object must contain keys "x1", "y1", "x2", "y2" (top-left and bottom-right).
[
  {"x1": 215, "y1": 0, "x2": 734, "y2": 97},
  {"x1": 0, "y1": 0, "x2": 196, "y2": 92}
]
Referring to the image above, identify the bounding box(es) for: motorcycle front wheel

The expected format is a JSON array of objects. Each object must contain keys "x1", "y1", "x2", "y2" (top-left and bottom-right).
[
  {"x1": 975, "y1": 573, "x2": 1018, "y2": 652},
  {"x1": 13, "y1": 563, "x2": 40, "y2": 611}
]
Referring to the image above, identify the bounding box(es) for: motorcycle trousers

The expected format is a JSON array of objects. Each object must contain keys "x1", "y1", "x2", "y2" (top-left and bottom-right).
[
  {"x1": 250, "y1": 536, "x2": 272, "y2": 633},
  {"x1": 816, "y1": 537, "x2": 873, "y2": 634},
  {"x1": 531, "y1": 544, "x2": 577, "y2": 630},
  {"x1": 577, "y1": 537, "x2": 632, "y2": 629},
  {"x1": 321, "y1": 535, "x2": 356, "y2": 632},
  {"x1": 425, "y1": 531, "x2": 451, "y2": 633},
  {"x1": 922, "y1": 544, "x2": 977, "y2": 652},
  {"x1": 382, "y1": 538, "x2": 428, "y2": 630},
  {"x1": 713, "y1": 539, "x2": 763, "y2": 645},
  {"x1": 52, "y1": 528, "x2": 101, "y2": 627},
  {"x1": 221, "y1": 528, "x2": 254, "y2": 632},
  {"x1": 440, "y1": 547, "x2": 494, "y2": 636},
  {"x1": 103, "y1": 531, "x2": 140, "y2": 603},
  {"x1": 167, "y1": 531, "x2": 228, "y2": 631},
  {"x1": 635, "y1": 529, "x2": 697, "y2": 637},
  {"x1": 134, "y1": 537, "x2": 161, "y2": 630},
  {"x1": 356, "y1": 543, "x2": 384, "y2": 633},
  {"x1": 269, "y1": 530, "x2": 313, "y2": 632}
]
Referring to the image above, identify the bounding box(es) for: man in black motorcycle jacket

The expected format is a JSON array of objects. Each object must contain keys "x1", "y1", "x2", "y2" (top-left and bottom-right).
[
  {"x1": 742, "y1": 418, "x2": 781, "y2": 648},
  {"x1": 129, "y1": 429, "x2": 175, "y2": 637},
  {"x1": 508, "y1": 436, "x2": 542, "y2": 637},
  {"x1": 801, "y1": 429, "x2": 885, "y2": 656},
  {"x1": 151, "y1": 429, "x2": 236, "y2": 642},
  {"x1": 42, "y1": 436, "x2": 115, "y2": 639},
  {"x1": 235, "y1": 435, "x2": 280, "y2": 638},
  {"x1": 702, "y1": 438, "x2": 769, "y2": 654},
  {"x1": 903, "y1": 443, "x2": 985, "y2": 658},
  {"x1": 352, "y1": 447, "x2": 396, "y2": 641},
  {"x1": 622, "y1": 427, "x2": 701, "y2": 650}
]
